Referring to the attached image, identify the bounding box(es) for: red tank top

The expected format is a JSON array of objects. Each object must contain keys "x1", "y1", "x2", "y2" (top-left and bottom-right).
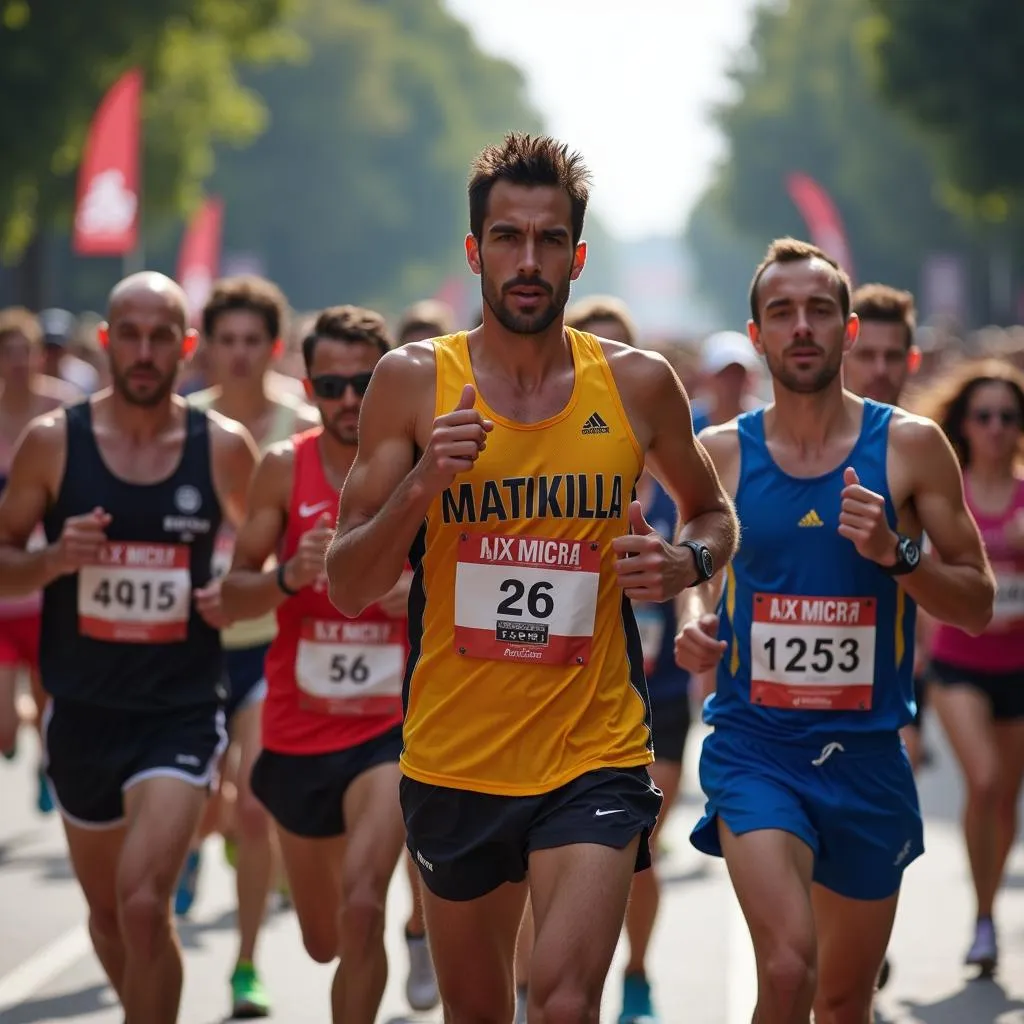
[
  {"x1": 262, "y1": 428, "x2": 405, "y2": 754},
  {"x1": 931, "y1": 476, "x2": 1024, "y2": 672}
]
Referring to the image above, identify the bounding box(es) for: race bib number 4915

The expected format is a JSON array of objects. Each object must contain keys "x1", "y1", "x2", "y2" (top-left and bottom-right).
[
  {"x1": 454, "y1": 533, "x2": 600, "y2": 665},
  {"x1": 749, "y1": 593, "x2": 877, "y2": 711},
  {"x1": 78, "y1": 542, "x2": 192, "y2": 643}
]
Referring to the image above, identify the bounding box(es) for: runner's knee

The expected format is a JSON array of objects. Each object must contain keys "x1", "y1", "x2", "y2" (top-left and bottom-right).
[
  {"x1": 298, "y1": 916, "x2": 337, "y2": 964},
  {"x1": 531, "y1": 982, "x2": 598, "y2": 1024},
  {"x1": 813, "y1": 992, "x2": 876, "y2": 1024},
  {"x1": 235, "y1": 788, "x2": 269, "y2": 841},
  {"x1": 337, "y1": 876, "x2": 387, "y2": 953},
  {"x1": 760, "y1": 942, "x2": 816, "y2": 1011},
  {"x1": 88, "y1": 905, "x2": 121, "y2": 947},
  {"x1": 117, "y1": 879, "x2": 172, "y2": 958},
  {"x1": 966, "y1": 762, "x2": 999, "y2": 809}
]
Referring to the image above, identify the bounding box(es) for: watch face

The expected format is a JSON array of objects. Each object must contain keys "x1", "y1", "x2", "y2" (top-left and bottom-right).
[
  {"x1": 700, "y1": 547, "x2": 714, "y2": 579},
  {"x1": 902, "y1": 539, "x2": 921, "y2": 567}
]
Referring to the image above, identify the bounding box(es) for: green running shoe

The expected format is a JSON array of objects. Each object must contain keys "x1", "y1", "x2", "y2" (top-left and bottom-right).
[{"x1": 230, "y1": 960, "x2": 270, "y2": 1019}]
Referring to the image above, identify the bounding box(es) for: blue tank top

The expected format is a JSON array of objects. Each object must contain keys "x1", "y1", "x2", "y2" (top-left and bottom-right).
[
  {"x1": 633, "y1": 479, "x2": 690, "y2": 704},
  {"x1": 704, "y1": 399, "x2": 916, "y2": 741}
]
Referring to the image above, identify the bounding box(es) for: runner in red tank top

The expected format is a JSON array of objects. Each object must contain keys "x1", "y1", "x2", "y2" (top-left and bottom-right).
[{"x1": 221, "y1": 306, "x2": 429, "y2": 1024}]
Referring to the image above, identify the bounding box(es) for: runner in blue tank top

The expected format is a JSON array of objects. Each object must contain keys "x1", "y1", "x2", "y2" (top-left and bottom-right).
[{"x1": 675, "y1": 238, "x2": 995, "y2": 1024}]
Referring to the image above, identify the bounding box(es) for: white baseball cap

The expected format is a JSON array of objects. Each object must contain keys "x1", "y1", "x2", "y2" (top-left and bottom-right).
[{"x1": 700, "y1": 331, "x2": 761, "y2": 376}]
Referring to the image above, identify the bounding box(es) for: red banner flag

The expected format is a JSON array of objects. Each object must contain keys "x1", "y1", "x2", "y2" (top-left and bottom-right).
[
  {"x1": 785, "y1": 172, "x2": 856, "y2": 283},
  {"x1": 177, "y1": 196, "x2": 225, "y2": 324},
  {"x1": 73, "y1": 69, "x2": 143, "y2": 256}
]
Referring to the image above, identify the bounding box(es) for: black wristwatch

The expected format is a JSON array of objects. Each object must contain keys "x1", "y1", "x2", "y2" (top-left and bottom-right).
[
  {"x1": 276, "y1": 560, "x2": 300, "y2": 596},
  {"x1": 679, "y1": 540, "x2": 714, "y2": 586},
  {"x1": 881, "y1": 534, "x2": 922, "y2": 576}
]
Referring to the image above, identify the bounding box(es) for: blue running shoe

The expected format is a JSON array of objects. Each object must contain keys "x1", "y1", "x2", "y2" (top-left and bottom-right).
[
  {"x1": 619, "y1": 972, "x2": 657, "y2": 1024},
  {"x1": 36, "y1": 766, "x2": 54, "y2": 814},
  {"x1": 174, "y1": 849, "x2": 202, "y2": 917}
]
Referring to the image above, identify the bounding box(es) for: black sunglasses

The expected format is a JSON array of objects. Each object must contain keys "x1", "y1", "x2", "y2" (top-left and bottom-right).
[
  {"x1": 310, "y1": 372, "x2": 373, "y2": 399},
  {"x1": 969, "y1": 408, "x2": 1021, "y2": 427}
]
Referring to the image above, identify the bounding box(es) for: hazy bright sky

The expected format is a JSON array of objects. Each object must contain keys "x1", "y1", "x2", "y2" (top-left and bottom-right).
[{"x1": 444, "y1": 0, "x2": 760, "y2": 242}]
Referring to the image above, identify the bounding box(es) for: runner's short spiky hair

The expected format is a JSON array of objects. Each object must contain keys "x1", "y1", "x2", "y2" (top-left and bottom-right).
[
  {"x1": 302, "y1": 304, "x2": 392, "y2": 372},
  {"x1": 749, "y1": 237, "x2": 851, "y2": 326},
  {"x1": 468, "y1": 133, "x2": 592, "y2": 245}
]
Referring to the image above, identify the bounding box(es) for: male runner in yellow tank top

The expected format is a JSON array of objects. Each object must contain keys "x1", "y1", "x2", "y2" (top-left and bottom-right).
[
  {"x1": 326, "y1": 132, "x2": 739, "y2": 1023},
  {"x1": 184, "y1": 275, "x2": 317, "y2": 1017}
]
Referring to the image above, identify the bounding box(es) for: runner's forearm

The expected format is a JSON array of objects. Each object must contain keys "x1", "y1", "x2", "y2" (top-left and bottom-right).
[
  {"x1": 327, "y1": 473, "x2": 433, "y2": 616},
  {"x1": 0, "y1": 545, "x2": 60, "y2": 597},
  {"x1": 221, "y1": 566, "x2": 291, "y2": 621},
  {"x1": 676, "y1": 573, "x2": 725, "y2": 625},
  {"x1": 896, "y1": 554, "x2": 994, "y2": 636}
]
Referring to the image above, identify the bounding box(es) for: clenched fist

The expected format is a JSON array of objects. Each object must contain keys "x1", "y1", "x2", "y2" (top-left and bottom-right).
[
  {"x1": 282, "y1": 512, "x2": 334, "y2": 591},
  {"x1": 413, "y1": 384, "x2": 493, "y2": 496},
  {"x1": 50, "y1": 507, "x2": 111, "y2": 576},
  {"x1": 674, "y1": 612, "x2": 727, "y2": 674}
]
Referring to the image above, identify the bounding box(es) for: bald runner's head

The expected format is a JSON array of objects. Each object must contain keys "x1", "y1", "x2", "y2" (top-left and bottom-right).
[
  {"x1": 108, "y1": 272, "x2": 189, "y2": 331},
  {"x1": 103, "y1": 272, "x2": 194, "y2": 408}
]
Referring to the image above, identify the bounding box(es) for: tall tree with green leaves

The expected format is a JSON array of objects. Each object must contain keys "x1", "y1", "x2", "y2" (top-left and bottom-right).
[
  {"x1": 0, "y1": 0, "x2": 295, "y2": 260},
  {"x1": 685, "y1": 0, "x2": 973, "y2": 324},
  {"x1": 865, "y1": 0, "x2": 1024, "y2": 207},
  {"x1": 203, "y1": 0, "x2": 546, "y2": 313}
]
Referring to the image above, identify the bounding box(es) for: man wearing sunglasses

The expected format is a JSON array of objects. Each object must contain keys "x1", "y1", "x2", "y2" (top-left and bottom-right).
[
  {"x1": 177, "y1": 275, "x2": 318, "y2": 1018},
  {"x1": 220, "y1": 305, "x2": 416, "y2": 1024}
]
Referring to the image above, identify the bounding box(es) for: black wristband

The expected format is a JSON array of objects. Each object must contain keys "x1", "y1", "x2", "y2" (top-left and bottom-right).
[{"x1": 276, "y1": 560, "x2": 300, "y2": 596}]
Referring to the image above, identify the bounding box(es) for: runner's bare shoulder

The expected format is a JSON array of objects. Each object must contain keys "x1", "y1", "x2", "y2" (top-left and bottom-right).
[
  {"x1": 34, "y1": 373, "x2": 82, "y2": 408},
  {"x1": 696, "y1": 421, "x2": 741, "y2": 491},
  {"x1": 887, "y1": 405, "x2": 949, "y2": 459},
  {"x1": 11, "y1": 406, "x2": 69, "y2": 493},
  {"x1": 365, "y1": 340, "x2": 437, "y2": 438},
  {"x1": 205, "y1": 406, "x2": 258, "y2": 453}
]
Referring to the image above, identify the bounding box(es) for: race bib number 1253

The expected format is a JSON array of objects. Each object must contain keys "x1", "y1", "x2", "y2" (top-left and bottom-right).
[
  {"x1": 453, "y1": 533, "x2": 600, "y2": 665},
  {"x1": 749, "y1": 593, "x2": 877, "y2": 711}
]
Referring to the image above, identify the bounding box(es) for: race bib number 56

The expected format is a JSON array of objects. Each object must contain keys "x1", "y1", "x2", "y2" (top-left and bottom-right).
[
  {"x1": 78, "y1": 542, "x2": 192, "y2": 643},
  {"x1": 454, "y1": 533, "x2": 600, "y2": 665},
  {"x1": 295, "y1": 619, "x2": 404, "y2": 716},
  {"x1": 749, "y1": 593, "x2": 876, "y2": 711}
]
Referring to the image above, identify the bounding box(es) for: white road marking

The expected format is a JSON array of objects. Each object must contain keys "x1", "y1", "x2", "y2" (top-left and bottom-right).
[{"x1": 0, "y1": 923, "x2": 91, "y2": 1013}]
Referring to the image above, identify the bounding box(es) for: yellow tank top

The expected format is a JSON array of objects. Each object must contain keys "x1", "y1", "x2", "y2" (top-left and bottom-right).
[
  {"x1": 187, "y1": 388, "x2": 313, "y2": 649},
  {"x1": 401, "y1": 329, "x2": 653, "y2": 796}
]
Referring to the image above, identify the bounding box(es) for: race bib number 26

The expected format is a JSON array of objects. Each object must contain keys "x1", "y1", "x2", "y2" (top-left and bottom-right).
[
  {"x1": 749, "y1": 593, "x2": 877, "y2": 711},
  {"x1": 454, "y1": 533, "x2": 600, "y2": 665}
]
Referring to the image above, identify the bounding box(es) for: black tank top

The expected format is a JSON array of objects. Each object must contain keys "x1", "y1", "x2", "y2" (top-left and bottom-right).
[{"x1": 41, "y1": 401, "x2": 224, "y2": 710}]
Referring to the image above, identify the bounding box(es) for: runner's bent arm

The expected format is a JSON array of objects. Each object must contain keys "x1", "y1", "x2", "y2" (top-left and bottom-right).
[
  {"x1": 674, "y1": 426, "x2": 739, "y2": 624},
  {"x1": 326, "y1": 352, "x2": 435, "y2": 616},
  {"x1": 614, "y1": 349, "x2": 738, "y2": 595},
  {"x1": 209, "y1": 412, "x2": 260, "y2": 530},
  {"x1": 221, "y1": 446, "x2": 293, "y2": 621},
  {"x1": 893, "y1": 417, "x2": 994, "y2": 635},
  {"x1": 0, "y1": 417, "x2": 65, "y2": 596}
]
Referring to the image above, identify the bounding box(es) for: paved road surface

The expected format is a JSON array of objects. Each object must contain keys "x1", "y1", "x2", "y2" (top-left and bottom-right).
[{"x1": 1, "y1": 709, "x2": 1022, "y2": 1023}]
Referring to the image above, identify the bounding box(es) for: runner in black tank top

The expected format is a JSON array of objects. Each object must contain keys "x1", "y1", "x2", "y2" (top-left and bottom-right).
[
  {"x1": 0, "y1": 272, "x2": 258, "y2": 1024},
  {"x1": 41, "y1": 400, "x2": 223, "y2": 709}
]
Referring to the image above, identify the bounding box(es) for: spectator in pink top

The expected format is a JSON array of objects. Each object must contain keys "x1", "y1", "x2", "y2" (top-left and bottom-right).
[{"x1": 919, "y1": 359, "x2": 1024, "y2": 976}]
